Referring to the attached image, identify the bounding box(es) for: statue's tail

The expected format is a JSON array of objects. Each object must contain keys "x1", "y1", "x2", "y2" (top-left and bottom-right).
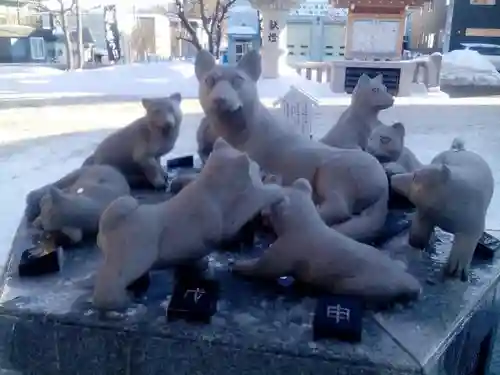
[
  {"x1": 99, "y1": 196, "x2": 139, "y2": 233},
  {"x1": 331, "y1": 191, "x2": 388, "y2": 243},
  {"x1": 450, "y1": 137, "x2": 465, "y2": 151}
]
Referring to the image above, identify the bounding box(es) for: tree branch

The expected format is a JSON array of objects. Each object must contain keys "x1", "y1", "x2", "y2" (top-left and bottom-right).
[
  {"x1": 175, "y1": 0, "x2": 202, "y2": 50},
  {"x1": 198, "y1": 0, "x2": 215, "y2": 53}
]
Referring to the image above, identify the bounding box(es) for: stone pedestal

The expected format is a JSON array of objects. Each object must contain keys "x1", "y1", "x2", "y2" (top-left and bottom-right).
[
  {"x1": 249, "y1": 0, "x2": 301, "y2": 78},
  {"x1": 0, "y1": 198, "x2": 500, "y2": 374}
]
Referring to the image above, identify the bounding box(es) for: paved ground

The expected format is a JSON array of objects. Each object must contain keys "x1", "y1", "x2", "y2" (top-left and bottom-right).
[{"x1": 1, "y1": 99, "x2": 500, "y2": 372}]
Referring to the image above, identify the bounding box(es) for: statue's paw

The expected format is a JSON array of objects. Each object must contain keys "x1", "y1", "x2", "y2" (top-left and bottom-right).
[
  {"x1": 445, "y1": 252, "x2": 469, "y2": 282},
  {"x1": 25, "y1": 188, "x2": 47, "y2": 222},
  {"x1": 151, "y1": 176, "x2": 167, "y2": 190}
]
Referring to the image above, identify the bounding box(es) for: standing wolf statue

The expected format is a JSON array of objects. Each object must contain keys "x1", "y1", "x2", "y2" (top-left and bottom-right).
[
  {"x1": 320, "y1": 73, "x2": 394, "y2": 150},
  {"x1": 391, "y1": 138, "x2": 494, "y2": 280},
  {"x1": 194, "y1": 49, "x2": 388, "y2": 242}
]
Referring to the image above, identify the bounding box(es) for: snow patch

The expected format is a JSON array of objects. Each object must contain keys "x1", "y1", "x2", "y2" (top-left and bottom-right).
[{"x1": 441, "y1": 49, "x2": 500, "y2": 86}]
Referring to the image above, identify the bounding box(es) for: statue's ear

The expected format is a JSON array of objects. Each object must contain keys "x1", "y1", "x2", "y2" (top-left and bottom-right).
[
  {"x1": 213, "y1": 137, "x2": 229, "y2": 150},
  {"x1": 292, "y1": 178, "x2": 312, "y2": 195},
  {"x1": 48, "y1": 187, "x2": 64, "y2": 204},
  {"x1": 391, "y1": 122, "x2": 406, "y2": 138},
  {"x1": 169, "y1": 92, "x2": 182, "y2": 104},
  {"x1": 372, "y1": 74, "x2": 384, "y2": 84},
  {"x1": 195, "y1": 50, "x2": 216, "y2": 81},
  {"x1": 357, "y1": 73, "x2": 371, "y2": 87},
  {"x1": 141, "y1": 98, "x2": 154, "y2": 110},
  {"x1": 237, "y1": 50, "x2": 261, "y2": 81}
]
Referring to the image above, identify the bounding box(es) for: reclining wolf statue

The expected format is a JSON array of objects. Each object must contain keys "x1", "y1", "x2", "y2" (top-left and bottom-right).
[
  {"x1": 194, "y1": 49, "x2": 388, "y2": 242},
  {"x1": 29, "y1": 165, "x2": 130, "y2": 245},
  {"x1": 93, "y1": 138, "x2": 285, "y2": 309},
  {"x1": 233, "y1": 178, "x2": 422, "y2": 304}
]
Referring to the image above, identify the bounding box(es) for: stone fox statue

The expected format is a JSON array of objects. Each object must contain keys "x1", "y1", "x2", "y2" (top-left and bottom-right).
[
  {"x1": 28, "y1": 165, "x2": 130, "y2": 244},
  {"x1": 232, "y1": 178, "x2": 422, "y2": 304},
  {"x1": 83, "y1": 94, "x2": 183, "y2": 189},
  {"x1": 320, "y1": 74, "x2": 394, "y2": 150},
  {"x1": 94, "y1": 138, "x2": 285, "y2": 310},
  {"x1": 194, "y1": 49, "x2": 388, "y2": 242},
  {"x1": 366, "y1": 122, "x2": 422, "y2": 174},
  {"x1": 391, "y1": 138, "x2": 494, "y2": 281}
]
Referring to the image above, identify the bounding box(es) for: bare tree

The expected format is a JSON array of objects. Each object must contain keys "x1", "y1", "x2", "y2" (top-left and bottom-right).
[
  {"x1": 174, "y1": 0, "x2": 237, "y2": 57},
  {"x1": 33, "y1": 0, "x2": 76, "y2": 70}
]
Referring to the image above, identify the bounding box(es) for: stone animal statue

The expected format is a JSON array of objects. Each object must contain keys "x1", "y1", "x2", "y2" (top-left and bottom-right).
[
  {"x1": 28, "y1": 165, "x2": 130, "y2": 244},
  {"x1": 82, "y1": 94, "x2": 183, "y2": 189},
  {"x1": 232, "y1": 178, "x2": 422, "y2": 304},
  {"x1": 196, "y1": 116, "x2": 218, "y2": 164},
  {"x1": 366, "y1": 122, "x2": 422, "y2": 175},
  {"x1": 93, "y1": 138, "x2": 285, "y2": 309},
  {"x1": 195, "y1": 49, "x2": 389, "y2": 242},
  {"x1": 390, "y1": 138, "x2": 494, "y2": 281},
  {"x1": 320, "y1": 74, "x2": 394, "y2": 150}
]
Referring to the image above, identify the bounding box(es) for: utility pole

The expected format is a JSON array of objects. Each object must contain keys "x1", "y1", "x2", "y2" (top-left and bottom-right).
[{"x1": 75, "y1": 0, "x2": 84, "y2": 69}]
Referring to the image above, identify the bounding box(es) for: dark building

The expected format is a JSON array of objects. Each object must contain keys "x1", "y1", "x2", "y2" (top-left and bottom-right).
[
  {"x1": 0, "y1": 25, "x2": 56, "y2": 63},
  {"x1": 445, "y1": 0, "x2": 500, "y2": 51}
]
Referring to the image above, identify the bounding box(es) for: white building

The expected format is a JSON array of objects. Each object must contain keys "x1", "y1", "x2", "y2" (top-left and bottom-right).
[{"x1": 287, "y1": 0, "x2": 348, "y2": 63}]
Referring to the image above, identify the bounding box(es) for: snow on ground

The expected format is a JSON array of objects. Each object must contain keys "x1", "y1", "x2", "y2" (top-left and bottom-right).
[
  {"x1": 0, "y1": 52, "x2": 499, "y2": 103},
  {"x1": 441, "y1": 49, "x2": 500, "y2": 86},
  {"x1": 0, "y1": 61, "x2": 338, "y2": 101}
]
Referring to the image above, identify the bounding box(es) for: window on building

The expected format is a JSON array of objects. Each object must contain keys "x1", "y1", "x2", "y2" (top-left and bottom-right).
[
  {"x1": 29, "y1": 37, "x2": 45, "y2": 60},
  {"x1": 235, "y1": 40, "x2": 252, "y2": 62}
]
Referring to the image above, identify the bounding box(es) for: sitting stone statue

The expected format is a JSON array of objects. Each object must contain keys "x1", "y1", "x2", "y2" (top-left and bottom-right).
[
  {"x1": 93, "y1": 138, "x2": 285, "y2": 310},
  {"x1": 320, "y1": 74, "x2": 394, "y2": 150},
  {"x1": 29, "y1": 165, "x2": 130, "y2": 244},
  {"x1": 196, "y1": 116, "x2": 217, "y2": 164},
  {"x1": 391, "y1": 138, "x2": 494, "y2": 280},
  {"x1": 194, "y1": 49, "x2": 388, "y2": 242},
  {"x1": 232, "y1": 178, "x2": 422, "y2": 304},
  {"x1": 83, "y1": 94, "x2": 183, "y2": 189},
  {"x1": 366, "y1": 122, "x2": 422, "y2": 175}
]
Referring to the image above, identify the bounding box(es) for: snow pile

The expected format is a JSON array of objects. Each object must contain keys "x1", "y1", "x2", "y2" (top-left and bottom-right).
[{"x1": 441, "y1": 49, "x2": 500, "y2": 86}]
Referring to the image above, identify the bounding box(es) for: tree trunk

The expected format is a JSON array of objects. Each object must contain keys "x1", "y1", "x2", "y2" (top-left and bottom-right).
[
  {"x1": 60, "y1": 8, "x2": 73, "y2": 70},
  {"x1": 75, "y1": 0, "x2": 84, "y2": 69}
]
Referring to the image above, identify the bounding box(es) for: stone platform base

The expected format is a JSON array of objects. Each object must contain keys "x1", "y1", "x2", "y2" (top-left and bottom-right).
[{"x1": 0, "y1": 195, "x2": 498, "y2": 374}]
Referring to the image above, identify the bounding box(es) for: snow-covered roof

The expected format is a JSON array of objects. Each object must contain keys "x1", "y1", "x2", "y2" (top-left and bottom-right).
[{"x1": 227, "y1": 25, "x2": 257, "y2": 35}]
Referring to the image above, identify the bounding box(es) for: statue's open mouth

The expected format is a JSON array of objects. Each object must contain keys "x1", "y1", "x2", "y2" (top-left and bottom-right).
[{"x1": 217, "y1": 107, "x2": 247, "y2": 136}]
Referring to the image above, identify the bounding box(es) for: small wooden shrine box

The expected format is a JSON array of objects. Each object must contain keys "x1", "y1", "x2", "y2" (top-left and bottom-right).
[{"x1": 330, "y1": 0, "x2": 428, "y2": 60}]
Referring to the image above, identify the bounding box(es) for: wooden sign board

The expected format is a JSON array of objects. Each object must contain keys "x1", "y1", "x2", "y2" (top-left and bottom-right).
[{"x1": 273, "y1": 86, "x2": 320, "y2": 139}]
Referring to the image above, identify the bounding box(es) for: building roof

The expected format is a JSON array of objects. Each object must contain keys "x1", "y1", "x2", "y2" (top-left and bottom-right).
[
  {"x1": 0, "y1": 25, "x2": 58, "y2": 41},
  {"x1": 227, "y1": 25, "x2": 257, "y2": 35}
]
